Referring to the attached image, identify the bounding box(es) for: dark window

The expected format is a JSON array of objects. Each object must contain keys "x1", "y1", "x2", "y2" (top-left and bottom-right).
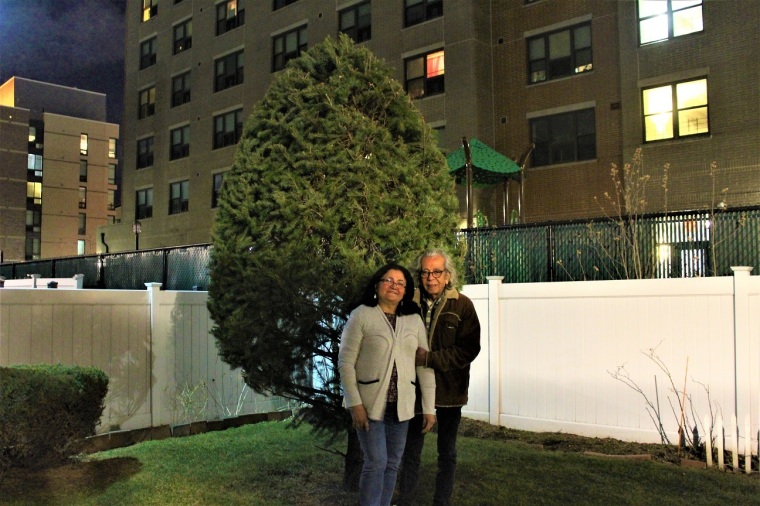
[
  {"x1": 217, "y1": 0, "x2": 245, "y2": 35},
  {"x1": 404, "y1": 0, "x2": 443, "y2": 28},
  {"x1": 642, "y1": 78, "x2": 708, "y2": 142},
  {"x1": 172, "y1": 72, "x2": 191, "y2": 107},
  {"x1": 108, "y1": 190, "x2": 115, "y2": 211},
  {"x1": 137, "y1": 137, "x2": 155, "y2": 169},
  {"x1": 79, "y1": 187, "x2": 87, "y2": 209},
  {"x1": 212, "y1": 172, "x2": 226, "y2": 208},
  {"x1": 170, "y1": 125, "x2": 190, "y2": 160},
  {"x1": 108, "y1": 164, "x2": 117, "y2": 185},
  {"x1": 340, "y1": 2, "x2": 371, "y2": 43},
  {"x1": 78, "y1": 213, "x2": 86, "y2": 235},
  {"x1": 527, "y1": 23, "x2": 592, "y2": 84},
  {"x1": 140, "y1": 37, "x2": 157, "y2": 69},
  {"x1": 136, "y1": 188, "x2": 154, "y2": 219},
  {"x1": 79, "y1": 160, "x2": 88, "y2": 182},
  {"x1": 273, "y1": 0, "x2": 298, "y2": 10},
  {"x1": 169, "y1": 180, "x2": 189, "y2": 214},
  {"x1": 272, "y1": 26, "x2": 307, "y2": 72},
  {"x1": 139, "y1": 87, "x2": 156, "y2": 119},
  {"x1": 405, "y1": 50, "x2": 445, "y2": 99},
  {"x1": 142, "y1": 0, "x2": 158, "y2": 22},
  {"x1": 530, "y1": 108, "x2": 596, "y2": 167},
  {"x1": 639, "y1": 0, "x2": 703, "y2": 45},
  {"x1": 26, "y1": 209, "x2": 41, "y2": 232},
  {"x1": 215, "y1": 50, "x2": 244, "y2": 92},
  {"x1": 174, "y1": 19, "x2": 192, "y2": 54},
  {"x1": 213, "y1": 109, "x2": 243, "y2": 149}
]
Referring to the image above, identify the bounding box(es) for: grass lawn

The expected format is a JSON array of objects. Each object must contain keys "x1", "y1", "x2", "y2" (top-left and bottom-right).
[{"x1": 1, "y1": 418, "x2": 758, "y2": 505}]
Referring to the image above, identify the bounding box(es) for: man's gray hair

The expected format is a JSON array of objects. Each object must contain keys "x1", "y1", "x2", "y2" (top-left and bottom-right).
[{"x1": 411, "y1": 248, "x2": 458, "y2": 287}]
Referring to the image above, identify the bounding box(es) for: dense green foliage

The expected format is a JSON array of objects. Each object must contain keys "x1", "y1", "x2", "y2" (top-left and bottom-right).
[
  {"x1": 0, "y1": 364, "x2": 108, "y2": 473},
  {"x1": 208, "y1": 35, "x2": 459, "y2": 434}
]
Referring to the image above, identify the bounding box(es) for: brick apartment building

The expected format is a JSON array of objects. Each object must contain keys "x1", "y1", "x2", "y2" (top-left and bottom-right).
[{"x1": 101, "y1": 0, "x2": 760, "y2": 252}]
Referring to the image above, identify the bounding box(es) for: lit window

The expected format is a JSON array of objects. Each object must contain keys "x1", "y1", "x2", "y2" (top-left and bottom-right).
[
  {"x1": 215, "y1": 50, "x2": 244, "y2": 92},
  {"x1": 169, "y1": 180, "x2": 190, "y2": 214},
  {"x1": 217, "y1": 0, "x2": 245, "y2": 36},
  {"x1": 29, "y1": 126, "x2": 36, "y2": 143},
  {"x1": 405, "y1": 50, "x2": 445, "y2": 99},
  {"x1": 140, "y1": 37, "x2": 157, "y2": 69},
  {"x1": 643, "y1": 78, "x2": 708, "y2": 142},
  {"x1": 212, "y1": 172, "x2": 227, "y2": 208},
  {"x1": 340, "y1": 2, "x2": 371, "y2": 43},
  {"x1": 272, "y1": 26, "x2": 307, "y2": 72},
  {"x1": 639, "y1": 0, "x2": 703, "y2": 45},
  {"x1": 174, "y1": 19, "x2": 192, "y2": 54},
  {"x1": 27, "y1": 182, "x2": 42, "y2": 204},
  {"x1": 80, "y1": 134, "x2": 88, "y2": 155},
  {"x1": 27, "y1": 154, "x2": 43, "y2": 178},
  {"x1": 137, "y1": 136, "x2": 155, "y2": 169},
  {"x1": 404, "y1": 0, "x2": 443, "y2": 28},
  {"x1": 528, "y1": 23, "x2": 592, "y2": 84},
  {"x1": 213, "y1": 109, "x2": 243, "y2": 149},
  {"x1": 109, "y1": 138, "x2": 117, "y2": 158},
  {"x1": 530, "y1": 108, "x2": 596, "y2": 167},
  {"x1": 170, "y1": 125, "x2": 190, "y2": 160},
  {"x1": 136, "y1": 188, "x2": 154, "y2": 219},
  {"x1": 79, "y1": 187, "x2": 87, "y2": 209},
  {"x1": 139, "y1": 87, "x2": 156, "y2": 119},
  {"x1": 80, "y1": 160, "x2": 88, "y2": 182},
  {"x1": 142, "y1": 0, "x2": 158, "y2": 22},
  {"x1": 78, "y1": 240, "x2": 86, "y2": 256},
  {"x1": 172, "y1": 72, "x2": 191, "y2": 107}
]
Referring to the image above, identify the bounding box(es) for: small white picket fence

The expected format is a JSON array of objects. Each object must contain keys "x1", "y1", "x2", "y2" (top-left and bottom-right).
[{"x1": 705, "y1": 414, "x2": 757, "y2": 474}]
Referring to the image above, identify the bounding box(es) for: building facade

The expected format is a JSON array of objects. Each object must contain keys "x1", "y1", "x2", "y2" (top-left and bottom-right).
[
  {"x1": 106, "y1": 0, "x2": 759, "y2": 252},
  {"x1": 0, "y1": 78, "x2": 120, "y2": 261}
]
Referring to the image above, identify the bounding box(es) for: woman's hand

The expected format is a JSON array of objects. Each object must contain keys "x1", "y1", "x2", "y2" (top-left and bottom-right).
[
  {"x1": 421, "y1": 413, "x2": 436, "y2": 433},
  {"x1": 350, "y1": 404, "x2": 370, "y2": 432}
]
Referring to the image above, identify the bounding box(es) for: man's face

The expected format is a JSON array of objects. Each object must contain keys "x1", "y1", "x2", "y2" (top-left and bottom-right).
[{"x1": 420, "y1": 255, "x2": 450, "y2": 299}]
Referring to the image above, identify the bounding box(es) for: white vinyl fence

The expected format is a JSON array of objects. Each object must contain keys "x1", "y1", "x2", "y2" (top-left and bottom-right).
[
  {"x1": 0, "y1": 283, "x2": 289, "y2": 433},
  {"x1": 461, "y1": 267, "x2": 760, "y2": 461}
]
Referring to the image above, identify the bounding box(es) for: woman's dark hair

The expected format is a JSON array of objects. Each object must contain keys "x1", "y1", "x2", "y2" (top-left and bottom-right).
[{"x1": 356, "y1": 263, "x2": 419, "y2": 315}]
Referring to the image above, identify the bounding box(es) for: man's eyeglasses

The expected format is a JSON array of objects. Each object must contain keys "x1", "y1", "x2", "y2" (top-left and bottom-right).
[
  {"x1": 420, "y1": 269, "x2": 446, "y2": 279},
  {"x1": 380, "y1": 278, "x2": 407, "y2": 289}
]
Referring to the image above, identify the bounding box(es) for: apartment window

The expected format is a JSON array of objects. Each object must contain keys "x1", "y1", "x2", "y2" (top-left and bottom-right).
[
  {"x1": 79, "y1": 187, "x2": 87, "y2": 209},
  {"x1": 528, "y1": 23, "x2": 592, "y2": 84},
  {"x1": 217, "y1": 0, "x2": 245, "y2": 35},
  {"x1": 142, "y1": 0, "x2": 158, "y2": 22},
  {"x1": 643, "y1": 78, "x2": 708, "y2": 142},
  {"x1": 169, "y1": 180, "x2": 190, "y2": 214},
  {"x1": 212, "y1": 172, "x2": 226, "y2": 208},
  {"x1": 78, "y1": 240, "x2": 86, "y2": 255},
  {"x1": 273, "y1": 0, "x2": 298, "y2": 10},
  {"x1": 137, "y1": 136, "x2": 155, "y2": 169},
  {"x1": 272, "y1": 26, "x2": 307, "y2": 72},
  {"x1": 174, "y1": 19, "x2": 192, "y2": 54},
  {"x1": 78, "y1": 213, "x2": 86, "y2": 235},
  {"x1": 340, "y1": 2, "x2": 371, "y2": 43},
  {"x1": 215, "y1": 50, "x2": 244, "y2": 92},
  {"x1": 27, "y1": 154, "x2": 43, "y2": 178},
  {"x1": 79, "y1": 160, "x2": 88, "y2": 182},
  {"x1": 29, "y1": 126, "x2": 36, "y2": 143},
  {"x1": 25, "y1": 237, "x2": 40, "y2": 260},
  {"x1": 530, "y1": 108, "x2": 596, "y2": 167},
  {"x1": 405, "y1": 50, "x2": 445, "y2": 99},
  {"x1": 639, "y1": 0, "x2": 703, "y2": 45},
  {"x1": 139, "y1": 87, "x2": 156, "y2": 119},
  {"x1": 109, "y1": 137, "x2": 117, "y2": 158},
  {"x1": 170, "y1": 125, "x2": 190, "y2": 160},
  {"x1": 136, "y1": 188, "x2": 154, "y2": 219},
  {"x1": 27, "y1": 182, "x2": 42, "y2": 205},
  {"x1": 109, "y1": 163, "x2": 117, "y2": 184},
  {"x1": 172, "y1": 72, "x2": 191, "y2": 107},
  {"x1": 213, "y1": 109, "x2": 243, "y2": 149},
  {"x1": 26, "y1": 209, "x2": 41, "y2": 232},
  {"x1": 140, "y1": 37, "x2": 157, "y2": 69},
  {"x1": 404, "y1": 0, "x2": 443, "y2": 28},
  {"x1": 108, "y1": 190, "x2": 115, "y2": 211},
  {"x1": 80, "y1": 133, "x2": 88, "y2": 155}
]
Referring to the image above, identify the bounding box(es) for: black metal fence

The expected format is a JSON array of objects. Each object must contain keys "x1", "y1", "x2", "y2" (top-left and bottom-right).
[{"x1": 1, "y1": 207, "x2": 758, "y2": 289}]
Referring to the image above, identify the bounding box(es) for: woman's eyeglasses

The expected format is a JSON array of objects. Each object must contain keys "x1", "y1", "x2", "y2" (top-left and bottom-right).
[
  {"x1": 380, "y1": 278, "x2": 406, "y2": 289},
  {"x1": 420, "y1": 269, "x2": 446, "y2": 279}
]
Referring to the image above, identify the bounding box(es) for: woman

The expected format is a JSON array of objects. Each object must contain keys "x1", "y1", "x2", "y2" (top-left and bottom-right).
[{"x1": 339, "y1": 263, "x2": 436, "y2": 506}]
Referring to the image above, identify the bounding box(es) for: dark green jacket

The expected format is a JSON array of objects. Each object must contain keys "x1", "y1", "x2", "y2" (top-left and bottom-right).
[{"x1": 414, "y1": 287, "x2": 481, "y2": 407}]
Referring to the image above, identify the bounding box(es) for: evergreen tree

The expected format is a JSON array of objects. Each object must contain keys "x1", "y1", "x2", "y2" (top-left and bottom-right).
[{"x1": 208, "y1": 34, "x2": 459, "y2": 485}]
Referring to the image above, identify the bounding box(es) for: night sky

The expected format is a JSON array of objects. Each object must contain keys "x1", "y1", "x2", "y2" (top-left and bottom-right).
[{"x1": 0, "y1": 0, "x2": 127, "y2": 125}]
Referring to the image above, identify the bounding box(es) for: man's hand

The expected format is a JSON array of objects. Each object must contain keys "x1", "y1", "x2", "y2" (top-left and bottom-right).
[
  {"x1": 421, "y1": 414, "x2": 436, "y2": 433},
  {"x1": 415, "y1": 347, "x2": 427, "y2": 366},
  {"x1": 350, "y1": 405, "x2": 370, "y2": 432}
]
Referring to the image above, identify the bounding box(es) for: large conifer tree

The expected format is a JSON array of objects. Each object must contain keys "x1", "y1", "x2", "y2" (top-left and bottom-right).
[{"x1": 208, "y1": 34, "x2": 459, "y2": 480}]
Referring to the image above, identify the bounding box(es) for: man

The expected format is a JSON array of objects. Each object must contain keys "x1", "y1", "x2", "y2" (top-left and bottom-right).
[{"x1": 398, "y1": 248, "x2": 481, "y2": 506}]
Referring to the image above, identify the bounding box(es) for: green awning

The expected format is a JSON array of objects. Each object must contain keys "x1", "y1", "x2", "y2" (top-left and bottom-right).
[{"x1": 447, "y1": 138, "x2": 521, "y2": 185}]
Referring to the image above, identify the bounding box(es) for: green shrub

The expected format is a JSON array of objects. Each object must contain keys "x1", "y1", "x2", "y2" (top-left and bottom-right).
[{"x1": 0, "y1": 364, "x2": 108, "y2": 472}]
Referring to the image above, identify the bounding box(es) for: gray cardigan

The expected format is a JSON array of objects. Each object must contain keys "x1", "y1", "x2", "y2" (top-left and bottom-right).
[{"x1": 338, "y1": 305, "x2": 436, "y2": 421}]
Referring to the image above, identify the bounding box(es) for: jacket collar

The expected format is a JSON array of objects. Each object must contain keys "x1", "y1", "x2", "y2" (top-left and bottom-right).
[{"x1": 413, "y1": 286, "x2": 459, "y2": 305}]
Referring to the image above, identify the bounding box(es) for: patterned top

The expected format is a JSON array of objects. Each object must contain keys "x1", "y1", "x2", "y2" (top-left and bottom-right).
[{"x1": 384, "y1": 312, "x2": 398, "y2": 402}]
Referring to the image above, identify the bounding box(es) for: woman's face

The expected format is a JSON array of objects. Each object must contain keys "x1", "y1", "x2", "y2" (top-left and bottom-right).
[{"x1": 376, "y1": 269, "x2": 407, "y2": 309}]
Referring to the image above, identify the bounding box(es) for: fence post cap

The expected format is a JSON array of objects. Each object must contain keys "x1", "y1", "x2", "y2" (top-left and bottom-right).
[
  {"x1": 486, "y1": 276, "x2": 505, "y2": 282},
  {"x1": 730, "y1": 266, "x2": 753, "y2": 275}
]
